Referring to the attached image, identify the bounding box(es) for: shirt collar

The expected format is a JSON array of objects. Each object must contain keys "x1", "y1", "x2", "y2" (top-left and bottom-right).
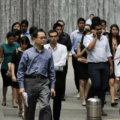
[
  {"x1": 48, "y1": 43, "x2": 58, "y2": 51},
  {"x1": 22, "y1": 30, "x2": 29, "y2": 35},
  {"x1": 92, "y1": 34, "x2": 104, "y2": 40},
  {"x1": 77, "y1": 29, "x2": 83, "y2": 34},
  {"x1": 33, "y1": 45, "x2": 44, "y2": 53}
]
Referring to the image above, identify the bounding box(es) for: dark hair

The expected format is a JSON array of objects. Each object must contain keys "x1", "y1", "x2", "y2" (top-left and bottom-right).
[
  {"x1": 81, "y1": 30, "x2": 91, "y2": 45},
  {"x1": 48, "y1": 30, "x2": 58, "y2": 36},
  {"x1": 53, "y1": 23, "x2": 62, "y2": 30},
  {"x1": 109, "y1": 24, "x2": 120, "y2": 53},
  {"x1": 29, "y1": 27, "x2": 37, "y2": 34},
  {"x1": 101, "y1": 20, "x2": 107, "y2": 26},
  {"x1": 103, "y1": 32, "x2": 109, "y2": 36},
  {"x1": 33, "y1": 29, "x2": 46, "y2": 38},
  {"x1": 77, "y1": 18, "x2": 86, "y2": 24},
  {"x1": 57, "y1": 20, "x2": 65, "y2": 25},
  {"x1": 91, "y1": 22, "x2": 101, "y2": 30},
  {"x1": 21, "y1": 20, "x2": 29, "y2": 27},
  {"x1": 20, "y1": 36, "x2": 32, "y2": 49},
  {"x1": 6, "y1": 31, "x2": 16, "y2": 39},
  {"x1": 91, "y1": 16, "x2": 101, "y2": 29},
  {"x1": 90, "y1": 14, "x2": 94, "y2": 17},
  {"x1": 12, "y1": 29, "x2": 21, "y2": 43},
  {"x1": 11, "y1": 22, "x2": 21, "y2": 31}
]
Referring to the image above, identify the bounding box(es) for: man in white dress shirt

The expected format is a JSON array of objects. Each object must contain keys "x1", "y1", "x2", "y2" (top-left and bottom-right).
[
  {"x1": 44, "y1": 30, "x2": 67, "y2": 120},
  {"x1": 83, "y1": 23, "x2": 113, "y2": 116},
  {"x1": 86, "y1": 14, "x2": 94, "y2": 25}
]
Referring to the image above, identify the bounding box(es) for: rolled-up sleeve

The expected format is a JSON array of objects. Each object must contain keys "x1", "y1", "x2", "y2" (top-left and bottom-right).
[
  {"x1": 17, "y1": 52, "x2": 28, "y2": 88},
  {"x1": 48, "y1": 53, "x2": 56, "y2": 89},
  {"x1": 114, "y1": 45, "x2": 120, "y2": 77},
  {"x1": 83, "y1": 36, "x2": 91, "y2": 48},
  {"x1": 106, "y1": 40, "x2": 112, "y2": 57},
  {"x1": 70, "y1": 33, "x2": 76, "y2": 55}
]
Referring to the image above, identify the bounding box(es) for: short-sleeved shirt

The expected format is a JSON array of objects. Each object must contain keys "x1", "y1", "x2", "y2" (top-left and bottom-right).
[
  {"x1": 83, "y1": 34, "x2": 112, "y2": 63},
  {"x1": 0, "y1": 43, "x2": 19, "y2": 69},
  {"x1": 11, "y1": 49, "x2": 23, "y2": 75}
]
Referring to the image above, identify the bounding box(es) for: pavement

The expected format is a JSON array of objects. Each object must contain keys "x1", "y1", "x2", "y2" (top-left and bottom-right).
[{"x1": 0, "y1": 57, "x2": 120, "y2": 120}]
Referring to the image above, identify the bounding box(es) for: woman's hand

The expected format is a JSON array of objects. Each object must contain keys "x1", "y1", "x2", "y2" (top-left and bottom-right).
[{"x1": 12, "y1": 75, "x2": 17, "y2": 82}]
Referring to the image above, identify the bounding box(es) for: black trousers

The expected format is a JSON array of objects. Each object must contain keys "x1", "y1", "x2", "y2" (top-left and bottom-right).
[
  {"x1": 72, "y1": 55, "x2": 79, "y2": 91},
  {"x1": 53, "y1": 71, "x2": 64, "y2": 120},
  {"x1": 87, "y1": 62, "x2": 110, "y2": 108},
  {"x1": 62, "y1": 60, "x2": 68, "y2": 98}
]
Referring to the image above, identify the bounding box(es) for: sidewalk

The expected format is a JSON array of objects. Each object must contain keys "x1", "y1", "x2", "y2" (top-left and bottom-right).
[{"x1": 0, "y1": 58, "x2": 120, "y2": 120}]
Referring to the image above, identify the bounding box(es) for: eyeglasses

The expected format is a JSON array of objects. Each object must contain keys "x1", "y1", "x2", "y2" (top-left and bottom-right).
[
  {"x1": 37, "y1": 37, "x2": 46, "y2": 40},
  {"x1": 49, "y1": 35, "x2": 58, "y2": 38}
]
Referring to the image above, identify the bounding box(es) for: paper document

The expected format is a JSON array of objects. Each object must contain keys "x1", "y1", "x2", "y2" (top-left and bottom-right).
[{"x1": 23, "y1": 92, "x2": 28, "y2": 107}]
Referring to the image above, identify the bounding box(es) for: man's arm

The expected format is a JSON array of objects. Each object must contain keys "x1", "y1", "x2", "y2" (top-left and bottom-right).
[
  {"x1": 114, "y1": 45, "x2": 120, "y2": 77},
  {"x1": 107, "y1": 39, "x2": 113, "y2": 75},
  {"x1": 48, "y1": 53, "x2": 56, "y2": 89},
  {"x1": 66, "y1": 34, "x2": 72, "y2": 61},
  {"x1": 17, "y1": 52, "x2": 28, "y2": 89},
  {"x1": 70, "y1": 32, "x2": 76, "y2": 55},
  {"x1": 83, "y1": 31, "x2": 97, "y2": 51}
]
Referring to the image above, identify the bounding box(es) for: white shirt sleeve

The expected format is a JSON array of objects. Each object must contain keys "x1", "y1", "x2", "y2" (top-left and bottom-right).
[
  {"x1": 83, "y1": 36, "x2": 92, "y2": 48},
  {"x1": 70, "y1": 33, "x2": 76, "y2": 55},
  {"x1": 54, "y1": 46, "x2": 67, "y2": 67},
  {"x1": 114, "y1": 45, "x2": 120, "y2": 77},
  {"x1": 106, "y1": 40, "x2": 112, "y2": 57}
]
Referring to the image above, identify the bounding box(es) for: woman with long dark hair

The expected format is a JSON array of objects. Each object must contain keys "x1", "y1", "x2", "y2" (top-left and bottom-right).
[
  {"x1": 77, "y1": 30, "x2": 91, "y2": 106},
  {"x1": 109, "y1": 24, "x2": 120, "y2": 106},
  {"x1": 11, "y1": 36, "x2": 32, "y2": 118}
]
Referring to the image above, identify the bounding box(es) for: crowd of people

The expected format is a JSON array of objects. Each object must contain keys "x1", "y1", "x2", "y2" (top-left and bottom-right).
[{"x1": 0, "y1": 14, "x2": 120, "y2": 120}]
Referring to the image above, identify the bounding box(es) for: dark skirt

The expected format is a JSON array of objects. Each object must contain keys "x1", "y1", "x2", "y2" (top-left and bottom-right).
[
  {"x1": 1, "y1": 69, "x2": 12, "y2": 87},
  {"x1": 78, "y1": 62, "x2": 89, "y2": 80},
  {"x1": 11, "y1": 72, "x2": 19, "y2": 89},
  {"x1": 109, "y1": 62, "x2": 115, "y2": 79}
]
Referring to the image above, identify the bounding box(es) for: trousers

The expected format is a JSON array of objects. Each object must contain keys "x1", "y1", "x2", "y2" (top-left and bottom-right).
[
  {"x1": 53, "y1": 71, "x2": 64, "y2": 120},
  {"x1": 87, "y1": 62, "x2": 110, "y2": 108},
  {"x1": 24, "y1": 77, "x2": 52, "y2": 120}
]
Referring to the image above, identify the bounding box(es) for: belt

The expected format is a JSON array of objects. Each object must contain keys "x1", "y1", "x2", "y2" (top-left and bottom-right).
[
  {"x1": 88, "y1": 61, "x2": 108, "y2": 64},
  {"x1": 25, "y1": 75, "x2": 47, "y2": 79}
]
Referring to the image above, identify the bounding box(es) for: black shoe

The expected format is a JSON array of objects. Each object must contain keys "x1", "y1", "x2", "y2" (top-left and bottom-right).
[
  {"x1": 1, "y1": 103, "x2": 6, "y2": 106},
  {"x1": 111, "y1": 102, "x2": 118, "y2": 107},
  {"x1": 114, "y1": 98, "x2": 118, "y2": 101},
  {"x1": 62, "y1": 98, "x2": 66, "y2": 101},
  {"x1": 101, "y1": 110, "x2": 107, "y2": 116},
  {"x1": 13, "y1": 106, "x2": 18, "y2": 108}
]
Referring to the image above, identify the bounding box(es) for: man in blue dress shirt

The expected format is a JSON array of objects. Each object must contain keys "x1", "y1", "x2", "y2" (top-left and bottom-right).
[{"x1": 17, "y1": 29, "x2": 56, "y2": 120}]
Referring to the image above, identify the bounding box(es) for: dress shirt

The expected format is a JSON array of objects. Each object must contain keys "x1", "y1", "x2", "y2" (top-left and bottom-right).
[
  {"x1": 70, "y1": 29, "x2": 82, "y2": 54},
  {"x1": 17, "y1": 46, "x2": 56, "y2": 89},
  {"x1": 21, "y1": 30, "x2": 31, "y2": 39},
  {"x1": 74, "y1": 35, "x2": 82, "y2": 53},
  {"x1": 114, "y1": 44, "x2": 120, "y2": 77},
  {"x1": 86, "y1": 19, "x2": 92, "y2": 25},
  {"x1": 83, "y1": 34, "x2": 112, "y2": 63},
  {"x1": 58, "y1": 32, "x2": 72, "y2": 52},
  {"x1": 44, "y1": 43, "x2": 67, "y2": 71}
]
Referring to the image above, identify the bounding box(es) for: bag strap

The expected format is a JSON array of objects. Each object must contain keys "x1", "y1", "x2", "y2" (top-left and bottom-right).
[{"x1": 16, "y1": 48, "x2": 18, "y2": 55}]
